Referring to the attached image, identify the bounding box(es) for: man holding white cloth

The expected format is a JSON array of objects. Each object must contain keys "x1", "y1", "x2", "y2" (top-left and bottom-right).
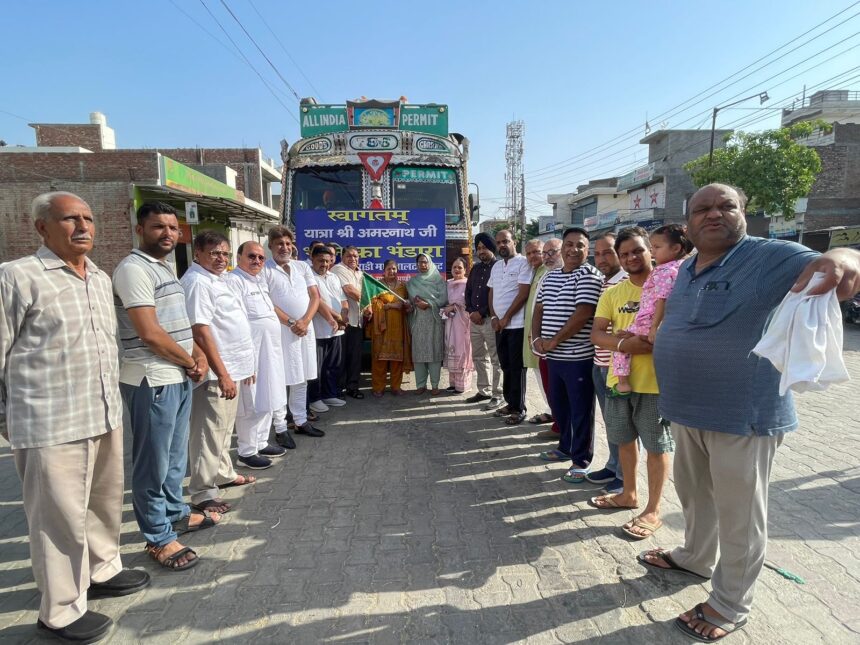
[{"x1": 226, "y1": 241, "x2": 289, "y2": 470}]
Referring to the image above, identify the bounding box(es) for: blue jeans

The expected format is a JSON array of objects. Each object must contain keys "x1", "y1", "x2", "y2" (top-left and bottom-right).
[
  {"x1": 121, "y1": 378, "x2": 192, "y2": 547},
  {"x1": 548, "y1": 358, "x2": 595, "y2": 468},
  {"x1": 592, "y1": 363, "x2": 622, "y2": 480}
]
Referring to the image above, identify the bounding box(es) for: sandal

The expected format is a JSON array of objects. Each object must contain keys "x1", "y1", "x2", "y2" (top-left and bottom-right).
[
  {"x1": 493, "y1": 405, "x2": 513, "y2": 417},
  {"x1": 145, "y1": 542, "x2": 198, "y2": 571},
  {"x1": 193, "y1": 499, "x2": 231, "y2": 514},
  {"x1": 637, "y1": 549, "x2": 710, "y2": 579},
  {"x1": 562, "y1": 465, "x2": 589, "y2": 483},
  {"x1": 221, "y1": 474, "x2": 256, "y2": 488},
  {"x1": 674, "y1": 603, "x2": 747, "y2": 642},
  {"x1": 587, "y1": 495, "x2": 638, "y2": 510},
  {"x1": 528, "y1": 413, "x2": 553, "y2": 425},
  {"x1": 172, "y1": 509, "x2": 221, "y2": 535},
  {"x1": 414, "y1": 387, "x2": 427, "y2": 395},
  {"x1": 621, "y1": 517, "x2": 663, "y2": 540},
  {"x1": 539, "y1": 449, "x2": 570, "y2": 462},
  {"x1": 505, "y1": 412, "x2": 526, "y2": 425}
]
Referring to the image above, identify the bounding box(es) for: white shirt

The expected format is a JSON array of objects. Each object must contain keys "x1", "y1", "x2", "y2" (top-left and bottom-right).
[
  {"x1": 313, "y1": 271, "x2": 347, "y2": 339},
  {"x1": 488, "y1": 254, "x2": 533, "y2": 329},
  {"x1": 330, "y1": 262, "x2": 363, "y2": 327},
  {"x1": 180, "y1": 263, "x2": 255, "y2": 382}
]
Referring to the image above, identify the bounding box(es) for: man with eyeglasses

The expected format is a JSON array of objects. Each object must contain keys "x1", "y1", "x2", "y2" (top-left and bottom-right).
[
  {"x1": 181, "y1": 231, "x2": 256, "y2": 516},
  {"x1": 225, "y1": 242, "x2": 288, "y2": 471}
]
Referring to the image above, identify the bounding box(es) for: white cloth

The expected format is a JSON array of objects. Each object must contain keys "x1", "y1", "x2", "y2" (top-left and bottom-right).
[
  {"x1": 488, "y1": 255, "x2": 533, "y2": 329},
  {"x1": 752, "y1": 272, "x2": 849, "y2": 395},
  {"x1": 313, "y1": 271, "x2": 347, "y2": 339},
  {"x1": 180, "y1": 263, "x2": 255, "y2": 382},
  {"x1": 225, "y1": 268, "x2": 288, "y2": 415},
  {"x1": 261, "y1": 259, "x2": 317, "y2": 385}
]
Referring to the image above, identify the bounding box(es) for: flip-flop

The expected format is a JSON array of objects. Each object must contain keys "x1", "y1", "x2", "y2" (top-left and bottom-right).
[
  {"x1": 674, "y1": 603, "x2": 747, "y2": 642},
  {"x1": 528, "y1": 413, "x2": 553, "y2": 425},
  {"x1": 539, "y1": 449, "x2": 570, "y2": 462},
  {"x1": 221, "y1": 474, "x2": 256, "y2": 488},
  {"x1": 621, "y1": 517, "x2": 662, "y2": 540},
  {"x1": 172, "y1": 509, "x2": 221, "y2": 535},
  {"x1": 637, "y1": 549, "x2": 710, "y2": 579},
  {"x1": 193, "y1": 499, "x2": 232, "y2": 514},
  {"x1": 587, "y1": 495, "x2": 638, "y2": 510},
  {"x1": 562, "y1": 466, "x2": 589, "y2": 483}
]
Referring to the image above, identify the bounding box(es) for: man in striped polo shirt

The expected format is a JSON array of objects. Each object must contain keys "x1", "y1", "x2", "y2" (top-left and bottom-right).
[
  {"x1": 533, "y1": 227, "x2": 603, "y2": 481},
  {"x1": 114, "y1": 202, "x2": 214, "y2": 572}
]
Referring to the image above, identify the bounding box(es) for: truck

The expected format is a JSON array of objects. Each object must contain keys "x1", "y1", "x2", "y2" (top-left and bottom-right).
[{"x1": 278, "y1": 97, "x2": 478, "y2": 273}]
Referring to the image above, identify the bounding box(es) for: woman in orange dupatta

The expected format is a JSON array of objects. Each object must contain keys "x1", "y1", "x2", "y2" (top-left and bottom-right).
[{"x1": 370, "y1": 259, "x2": 413, "y2": 396}]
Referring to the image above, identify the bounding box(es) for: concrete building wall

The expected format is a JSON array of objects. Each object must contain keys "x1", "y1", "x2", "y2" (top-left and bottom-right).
[
  {"x1": 32, "y1": 124, "x2": 105, "y2": 151},
  {"x1": 802, "y1": 123, "x2": 860, "y2": 232},
  {"x1": 0, "y1": 181, "x2": 134, "y2": 274}
]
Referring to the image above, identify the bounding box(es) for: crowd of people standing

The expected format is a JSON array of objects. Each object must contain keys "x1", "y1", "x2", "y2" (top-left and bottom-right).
[{"x1": 1, "y1": 186, "x2": 859, "y2": 643}]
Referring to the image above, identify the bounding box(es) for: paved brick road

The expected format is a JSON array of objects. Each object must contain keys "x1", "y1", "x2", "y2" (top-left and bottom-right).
[{"x1": 1, "y1": 325, "x2": 858, "y2": 644}]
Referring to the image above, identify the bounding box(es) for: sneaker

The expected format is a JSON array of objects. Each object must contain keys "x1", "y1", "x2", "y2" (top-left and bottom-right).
[
  {"x1": 237, "y1": 454, "x2": 273, "y2": 470},
  {"x1": 465, "y1": 392, "x2": 491, "y2": 403},
  {"x1": 446, "y1": 385, "x2": 457, "y2": 393},
  {"x1": 309, "y1": 400, "x2": 330, "y2": 413},
  {"x1": 585, "y1": 468, "x2": 616, "y2": 485},
  {"x1": 295, "y1": 422, "x2": 325, "y2": 437},
  {"x1": 603, "y1": 478, "x2": 624, "y2": 494},
  {"x1": 482, "y1": 396, "x2": 502, "y2": 411},
  {"x1": 322, "y1": 397, "x2": 346, "y2": 407},
  {"x1": 275, "y1": 430, "x2": 296, "y2": 449},
  {"x1": 259, "y1": 443, "x2": 287, "y2": 457}
]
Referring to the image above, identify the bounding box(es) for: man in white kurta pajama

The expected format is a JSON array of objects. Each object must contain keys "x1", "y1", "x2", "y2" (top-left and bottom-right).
[
  {"x1": 226, "y1": 242, "x2": 289, "y2": 469},
  {"x1": 263, "y1": 226, "x2": 325, "y2": 442}
]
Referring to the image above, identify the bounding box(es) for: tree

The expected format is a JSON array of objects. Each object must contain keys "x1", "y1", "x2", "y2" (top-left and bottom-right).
[
  {"x1": 684, "y1": 120, "x2": 831, "y2": 219},
  {"x1": 488, "y1": 218, "x2": 540, "y2": 246},
  {"x1": 525, "y1": 219, "x2": 540, "y2": 240}
]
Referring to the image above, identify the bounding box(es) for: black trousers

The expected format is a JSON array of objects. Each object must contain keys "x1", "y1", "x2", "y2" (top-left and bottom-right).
[
  {"x1": 339, "y1": 324, "x2": 364, "y2": 390},
  {"x1": 309, "y1": 336, "x2": 343, "y2": 402},
  {"x1": 496, "y1": 327, "x2": 526, "y2": 413}
]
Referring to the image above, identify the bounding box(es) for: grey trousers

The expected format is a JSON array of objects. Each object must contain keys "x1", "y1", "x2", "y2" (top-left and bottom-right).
[
  {"x1": 670, "y1": 423, "x2": 783, "y2": 623},
  {"x1": 189, "y1": 380, "x2": 240, "y2": 504},
  {"x1": 14, "y1": 431, "x2": 124, "y2": 628},
  {"x1": 469, "y1": 318, "x2": 502, "y2": 396}
]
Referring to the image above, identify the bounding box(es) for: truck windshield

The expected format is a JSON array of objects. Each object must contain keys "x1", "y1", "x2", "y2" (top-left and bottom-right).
[
  {"x1": 291, "y1": 167, "x2": 362, "y2": 211},
  {"x1": 391, "y1": 167, "x2": 460, "y2": 222}
]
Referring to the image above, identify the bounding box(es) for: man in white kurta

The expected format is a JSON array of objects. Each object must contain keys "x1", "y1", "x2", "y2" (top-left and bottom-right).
[
  {"x1": 263, "y1": 226, "x2": 325, "y2": 441},
  {"x1": 226, "y1": 242, "x2": 289, "y2": 469}
]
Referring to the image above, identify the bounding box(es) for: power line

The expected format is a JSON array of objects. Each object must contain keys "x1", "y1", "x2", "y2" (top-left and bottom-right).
[
  {"x1": 195, "y1": 0, "x2": 299, "y2": 122},
  {"x1": 0, "y1": 108, "x2": 31, "y2": 122},
  {"x1": 219, "y1": 0, "x2": 301, "y2": 101},
  {"x1": 526, "y1": 2, "x2": 860, "y2": 179},
  {"x1": 247, "y1": 0, "x2": 323, "y2": 100}
]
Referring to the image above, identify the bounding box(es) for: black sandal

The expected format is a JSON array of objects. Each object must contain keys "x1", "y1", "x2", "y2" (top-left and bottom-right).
[
  {"x1": 172, "y1": 509, "x2": 220, "y2": 535},
  {"x1": 146, "y1": 543, "x2": 199, "y2": 571}
]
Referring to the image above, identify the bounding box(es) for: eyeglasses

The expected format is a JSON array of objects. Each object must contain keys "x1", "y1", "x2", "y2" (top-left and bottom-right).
[
  {"x1": 245, "y1": 253, "x2": 266, "y2": 261},
  {"x1": 208, "y1": 250, "x2": 231, "y2": 259},
  {"x1": 542, "y1": 249, "x2": 559, "y2": 256}
]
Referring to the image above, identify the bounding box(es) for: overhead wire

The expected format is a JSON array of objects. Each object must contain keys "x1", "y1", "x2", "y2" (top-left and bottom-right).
[
  {"x1": 525, "y1": 2, "x2": 860, "y2": 179},
  {"x1": 247, "y1": 0, "x2": 323, "y2": 100},
  {"x1": 196, "y1": 0, "x2": 299, "y2": 123},
  {"x1": 219, "y1": 0, "x2": 302, "y2": 101}
]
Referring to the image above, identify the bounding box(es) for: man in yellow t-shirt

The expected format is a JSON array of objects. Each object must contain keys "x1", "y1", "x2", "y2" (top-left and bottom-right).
[{"x1": 590, "y1": 227, "x2": 674, "y2": 541}]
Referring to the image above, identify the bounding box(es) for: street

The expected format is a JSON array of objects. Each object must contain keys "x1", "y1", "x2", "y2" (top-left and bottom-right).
[{"x1": 0, "y1": 325, "x2": 858, "y2": 644}]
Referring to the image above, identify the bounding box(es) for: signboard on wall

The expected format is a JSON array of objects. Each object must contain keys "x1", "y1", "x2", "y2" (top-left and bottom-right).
[
  {"x1": 294, "y1": 208, "x2": 446, "y2": 276},
  {"x1": 184, "y1": 201, "x2": 199, "y2": 225},
  {"x1": 628, "y1": 182, "x2": 665, "y2": 211}
]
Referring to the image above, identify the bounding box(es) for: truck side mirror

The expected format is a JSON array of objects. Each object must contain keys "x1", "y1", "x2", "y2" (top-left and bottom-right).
[{"x1": 468, "y1": 193, "x2": 480, "y2": 223}]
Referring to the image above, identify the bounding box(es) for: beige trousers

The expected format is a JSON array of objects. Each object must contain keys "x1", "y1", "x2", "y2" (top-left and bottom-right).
[
  {"x1": 670, "y1": 423, "x2": 783, "y2": 623},
  {"x1": 470, "y1": 318, "x2": 502, "y2": 397},
  {"x1": 189, "y1": 380, "x2": 239, "y2": 505},
  {"x1": 14, "y1": 430, "x2": 124, "y2": 629}
]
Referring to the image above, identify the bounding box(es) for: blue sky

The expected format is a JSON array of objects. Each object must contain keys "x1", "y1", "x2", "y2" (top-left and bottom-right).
[{"x1": 2, "y1": 0, "x2": 859, "y2": 220}]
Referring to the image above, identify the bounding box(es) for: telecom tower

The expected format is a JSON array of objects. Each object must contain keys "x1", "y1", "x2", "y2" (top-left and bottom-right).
[{"x1": 505, "y1": 120, "x2": 525, "y2": 247}]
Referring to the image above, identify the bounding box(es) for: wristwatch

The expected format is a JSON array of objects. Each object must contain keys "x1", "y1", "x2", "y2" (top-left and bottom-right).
[{"x1": 287, "y1": 318, "x2": 297, "y2": 328}]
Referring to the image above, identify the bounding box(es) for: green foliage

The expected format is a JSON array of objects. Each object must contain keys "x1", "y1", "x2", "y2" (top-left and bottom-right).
[
  {"x1": 525, "y1": 219, "x2": 540, "y2": 239},
  {"x1": 684, "y1": 120, "x2": 831, "y2": 219}
]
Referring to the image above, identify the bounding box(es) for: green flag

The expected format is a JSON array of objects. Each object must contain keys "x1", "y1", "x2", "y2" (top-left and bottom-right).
[{"x1": 360, "y1": 272, "x2": 398, "y2": 309}]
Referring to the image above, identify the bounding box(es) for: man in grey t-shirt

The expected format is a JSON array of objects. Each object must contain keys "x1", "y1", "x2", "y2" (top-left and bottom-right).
[{"x1": 114, "y1": 202, "x2": 211, "y2": 572}]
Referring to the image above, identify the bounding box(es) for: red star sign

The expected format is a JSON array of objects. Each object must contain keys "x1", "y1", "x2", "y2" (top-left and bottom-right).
[
  {"x1": 633, "y1": 196, "x2": 642, "y2": 209},
  {"x1": 650, "y1": 191, "x2": 658, "y2": 206}
]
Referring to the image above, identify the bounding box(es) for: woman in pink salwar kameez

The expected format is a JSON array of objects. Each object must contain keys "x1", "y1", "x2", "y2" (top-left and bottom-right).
[{"x1": 442, "y1": 257, "x2": 475, "y2": 393}]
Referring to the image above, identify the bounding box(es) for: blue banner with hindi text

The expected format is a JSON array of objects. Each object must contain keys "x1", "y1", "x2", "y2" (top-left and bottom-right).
[{"x1": 294, "y1": 209, "x2": 446, "y2": 276}]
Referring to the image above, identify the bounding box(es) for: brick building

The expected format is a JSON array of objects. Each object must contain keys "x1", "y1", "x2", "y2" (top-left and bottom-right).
[{"x1": 0, "y1": 113, "x2": 281, "y2": 275}]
